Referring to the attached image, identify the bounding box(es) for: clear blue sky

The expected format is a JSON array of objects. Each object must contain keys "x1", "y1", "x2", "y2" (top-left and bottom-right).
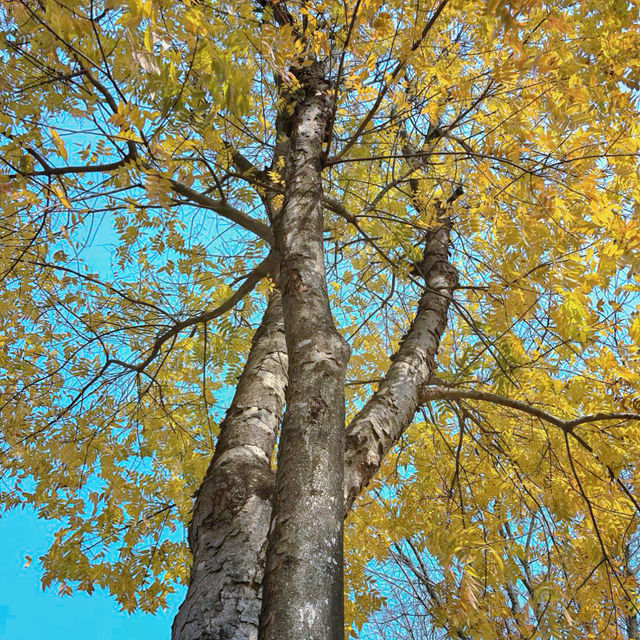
[{"x1": 0, "y1": 507, "x2": 185, "y2": 639}]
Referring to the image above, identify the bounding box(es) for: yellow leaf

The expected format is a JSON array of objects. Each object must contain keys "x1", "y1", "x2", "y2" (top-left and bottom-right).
[
  {"x1": 51, "y1": 185, "x2": 71, "y2": 209},
  {"x1": 630, "y1": 314, "x2": 640, "y2": 346},
  {"x1": 48, "y1": 128, "x2": 68, "y2": 162}
]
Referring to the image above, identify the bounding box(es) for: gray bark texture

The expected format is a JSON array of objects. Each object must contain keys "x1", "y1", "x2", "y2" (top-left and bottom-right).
[
  {"x1": 258, "y1": 63, "x2": 350, "y2": 640},
  {"x1": 172, "y1": 71, "x2": 459, "y2": 640},
  {"x1": 343, "y1": 211, "x2": 457, "y2": 514},
  {"x1": 172, "y1": 291, "x2": 288, "y2": 640}
]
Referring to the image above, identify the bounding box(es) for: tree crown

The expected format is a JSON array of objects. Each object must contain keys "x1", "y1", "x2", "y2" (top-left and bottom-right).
[{"x1": 2, "y1": 0, "x2": 640, "y2": 635}]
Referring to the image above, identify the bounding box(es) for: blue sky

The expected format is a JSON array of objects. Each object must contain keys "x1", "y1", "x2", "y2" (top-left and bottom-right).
[{"x1": 0, "y1": 507, "x2": 185, "y2": 639}]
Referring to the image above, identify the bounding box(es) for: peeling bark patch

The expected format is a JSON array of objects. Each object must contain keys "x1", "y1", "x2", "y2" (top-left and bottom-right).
[
  {"x1": 284, "y1": 271, "x2": 304, "y2": 296},
  {"x1": 301, "y1": 603, "x2": 318, "y2": 627},
  {"x1": 308, "y1": 396, "x2": 326, "y2": 420}
]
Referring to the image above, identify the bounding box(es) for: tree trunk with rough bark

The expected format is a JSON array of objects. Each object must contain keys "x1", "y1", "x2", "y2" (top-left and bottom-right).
[
  {"x1": 172, "y1": 291, "x2": 287, "y2": 640},
  {"x1": 258, "y1": 63, "x2": 351, "y2": 640},
  {"x1": 173, "y1": 64, "x2": 458, "y2": 640}
]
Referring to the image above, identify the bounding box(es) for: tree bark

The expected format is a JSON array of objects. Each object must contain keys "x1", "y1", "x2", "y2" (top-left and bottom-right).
[
  {"x1": 174, "y1": 87, "x2": 456, "y2": 640},
  {"x1": 343, "y1": 212, "x2": 457, "y2": 514},
  {"x1": 172, "y1": 290, "x2": 288, "y2": 640},
  {"x1": 258, "y1": 63, "x2": 350, "y2": 640}
]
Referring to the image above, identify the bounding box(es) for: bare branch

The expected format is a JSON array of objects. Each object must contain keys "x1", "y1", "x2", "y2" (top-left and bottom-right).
[
  {"x1": 327, "y1": 0, "x2": 449, "y2": 165},
  {"x1": 110, "y1": 252, "x2": 277, "y2": 374},
  {"x1": 420, "y1": 385, "x2": 640, "y2": 442},
  {"x1": 170, "y1": 179, "x2": 273, "y2": 244},
  {"x1": 420, "y1": 386, "x2": 640, "y2": 515}
]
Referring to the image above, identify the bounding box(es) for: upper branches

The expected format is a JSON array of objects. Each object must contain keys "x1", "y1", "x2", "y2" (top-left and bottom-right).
[{"x1": 107, "y1": 251, "x2": 278, "y2": 375}]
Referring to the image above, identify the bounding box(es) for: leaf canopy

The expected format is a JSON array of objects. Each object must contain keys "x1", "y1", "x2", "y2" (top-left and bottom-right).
[{"x1": 2, "y1": 0, "x2": 640, "y2": 635}]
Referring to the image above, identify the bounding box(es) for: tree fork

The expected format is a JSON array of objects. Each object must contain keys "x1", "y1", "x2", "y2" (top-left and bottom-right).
[
  {"x1": 258, "y1": 63, "x2": 350, "y2": 640},
  {"x1": 172, "y1": 290, "x2": 288, "y2": 640}
]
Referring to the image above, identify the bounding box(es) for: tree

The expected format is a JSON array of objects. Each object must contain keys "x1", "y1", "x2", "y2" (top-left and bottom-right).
[{"x1": 2, "y1": 0, "x2": 640, "y2": 638}]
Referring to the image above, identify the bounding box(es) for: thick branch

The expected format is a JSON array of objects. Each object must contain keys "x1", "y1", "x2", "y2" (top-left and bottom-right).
[{"x1": 343, "y1": 212, "x2": 457, "y2": 515}]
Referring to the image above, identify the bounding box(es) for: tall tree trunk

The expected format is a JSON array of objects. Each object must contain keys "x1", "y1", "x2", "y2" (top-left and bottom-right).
[
  {"x1": 258, "y1": 63, "x2": 350, "y2": 640},
  {"x1": 172, "y1": 290, "x2": 288, "y2": 640}
]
